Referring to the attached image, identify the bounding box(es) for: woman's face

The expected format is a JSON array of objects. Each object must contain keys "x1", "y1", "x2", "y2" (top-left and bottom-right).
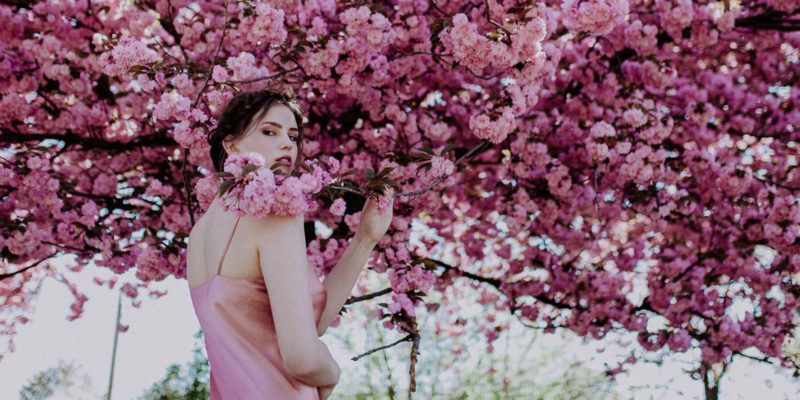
[{"x1": 223, "y1": 102, "x2": 300, "y2": 174}]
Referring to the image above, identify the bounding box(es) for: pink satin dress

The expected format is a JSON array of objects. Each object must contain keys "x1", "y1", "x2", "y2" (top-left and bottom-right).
[{"x1": 189, "y1": 216, "x2": 328, "y2": 399}]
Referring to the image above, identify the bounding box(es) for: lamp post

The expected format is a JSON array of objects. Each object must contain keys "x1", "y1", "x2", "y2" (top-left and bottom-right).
[{"x1": 105, "y1": 289, "x2": 122, "y2": 400}]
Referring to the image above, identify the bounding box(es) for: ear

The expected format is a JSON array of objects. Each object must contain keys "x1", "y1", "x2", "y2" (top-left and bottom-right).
[{"x1": 223, "y1": 140, "x2": 237, "y2": 154}]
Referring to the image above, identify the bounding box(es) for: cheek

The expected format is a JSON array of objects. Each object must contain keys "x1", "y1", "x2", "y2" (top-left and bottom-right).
[{"x1": 253, "y1": 137, "x2": 280, "y2": 153}]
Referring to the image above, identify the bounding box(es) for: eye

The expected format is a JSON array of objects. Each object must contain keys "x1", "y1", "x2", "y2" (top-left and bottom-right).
[
  {"x1": 290, "y1": 135, "x2": 299, "y2": 142},
  {"x1": 262, "y1": 129, "x2": 275, "y2": 136}
]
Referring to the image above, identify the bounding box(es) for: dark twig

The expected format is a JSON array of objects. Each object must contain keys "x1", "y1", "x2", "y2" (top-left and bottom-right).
[
  {"x1": 351, "y1": 333, "x2": 414, "y2": 361},
  {"x1": 0, "y1": 252, "x2": 58, "y2": 281},
  {"x1": 345, "y1": 287, "x2": 393, "y2": 305}
]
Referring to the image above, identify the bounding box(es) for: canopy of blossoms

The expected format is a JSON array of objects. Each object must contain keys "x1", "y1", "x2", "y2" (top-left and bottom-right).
[{"x1": 1, "y1": 0, "x2": 799, "y2": 393}]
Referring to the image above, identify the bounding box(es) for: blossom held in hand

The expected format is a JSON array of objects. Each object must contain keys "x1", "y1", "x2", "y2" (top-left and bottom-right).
[{"x1": 203, "y1": 153, "x2": 336, "y2": 217}]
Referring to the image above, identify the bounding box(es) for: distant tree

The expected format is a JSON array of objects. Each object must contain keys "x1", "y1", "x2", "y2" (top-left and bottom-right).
[
  {"x1": 325, "y1": 273, "x2": 619, "y2": 400},
  {"x1": 19, "y1": 359, "x2": 92, "y2": 400},
  {"x1": 138, "y1": 330, "x2": 209, "y2": 400}
]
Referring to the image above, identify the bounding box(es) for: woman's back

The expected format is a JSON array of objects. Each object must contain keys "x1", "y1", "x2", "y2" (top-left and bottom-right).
[{"x1": 187, "y1": 200, "x2": 327, "y2": 399}]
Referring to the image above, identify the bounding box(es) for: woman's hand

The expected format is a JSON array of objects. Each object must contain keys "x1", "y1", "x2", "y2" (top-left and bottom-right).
[
  {"x1": 318, "y1": 382, "x2": 336, "y2": 400},
  {"x1": 354, "y1": 188, "x2": 394, "y2": 243},
  {"x1": 317, "y1": 359, "x2": 340, "y2": 400}
]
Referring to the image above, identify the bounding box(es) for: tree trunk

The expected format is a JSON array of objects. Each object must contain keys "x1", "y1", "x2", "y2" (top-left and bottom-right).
[
  {"x1": 703, "y1": 371, "x2": 719, "y2": 400},
  {"x1": 701, "y1": 362, "x2": 728, "y2": 400}
]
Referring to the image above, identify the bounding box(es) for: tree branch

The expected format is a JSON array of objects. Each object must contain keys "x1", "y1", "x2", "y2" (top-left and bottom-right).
[
  {"x1": 0, "y1": 129, "x2": 175, "y2": 150},
  {"x1": 0, "y1": 251, "x2": 58, "y2": 281},
  {"x1": 345, "y1": 287, "x2": 392, "y2": 305},
  {"x1": 351, "y1": 333, "x2": 414, "y2": 361}
]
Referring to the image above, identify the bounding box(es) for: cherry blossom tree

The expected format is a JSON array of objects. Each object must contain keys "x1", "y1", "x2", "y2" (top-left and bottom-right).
[{"x1": 2, "y1": 0, "x2": 799, "y2": 398}]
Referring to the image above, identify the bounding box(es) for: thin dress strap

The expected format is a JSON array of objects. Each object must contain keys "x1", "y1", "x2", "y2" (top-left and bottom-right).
[{"x1": 216, "y1": 216, "x2": 241, "y2": 275}]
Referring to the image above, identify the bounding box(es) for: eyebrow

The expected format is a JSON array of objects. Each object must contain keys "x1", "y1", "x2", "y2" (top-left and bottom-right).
[{"x1": 259, "y1": 121, "x2": 299, "y2": 132}]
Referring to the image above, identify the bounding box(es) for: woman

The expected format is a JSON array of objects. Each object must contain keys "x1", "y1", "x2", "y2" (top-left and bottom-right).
[{"x1": 187, "y1": 87, "x2": 393, "y2": 399}]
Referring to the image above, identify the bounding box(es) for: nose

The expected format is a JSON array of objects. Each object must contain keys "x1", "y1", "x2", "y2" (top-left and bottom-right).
[
  {"x1": 278, "y1": 131, "x2": 293, "y2": 146},
  {"x1": 279, "y1": 137, "x2": 292, "y2": 151}
]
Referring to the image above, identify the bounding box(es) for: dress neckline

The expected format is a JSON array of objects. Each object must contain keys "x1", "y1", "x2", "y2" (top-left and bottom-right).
[
  {"x1": 189, "y1": 274, "x2": 327, "y2": 299},
  {"x1": 189, "y1": 274, "x2": 265, "y2": 292}
]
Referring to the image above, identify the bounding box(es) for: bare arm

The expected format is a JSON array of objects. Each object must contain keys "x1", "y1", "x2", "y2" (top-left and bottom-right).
[
  {"x1": 255, "y1": 214, "x2": 340, "y2": 387},
  {"x1": 316, "y1": 233, "x2": 378, "y2": 336},
  {"x1": 317, "y1": 193, "x2": 394, "y2": 337}
]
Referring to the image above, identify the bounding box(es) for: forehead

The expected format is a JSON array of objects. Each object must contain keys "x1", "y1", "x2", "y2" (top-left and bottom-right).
[{"x1": 250, "y1": 102, "x2": 299, "y2": 131}]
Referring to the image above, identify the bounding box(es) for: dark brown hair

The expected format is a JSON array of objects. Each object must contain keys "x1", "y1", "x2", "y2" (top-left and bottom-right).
[{"x1": 208, "y1": 87, "x2": 305, "y2": 173}]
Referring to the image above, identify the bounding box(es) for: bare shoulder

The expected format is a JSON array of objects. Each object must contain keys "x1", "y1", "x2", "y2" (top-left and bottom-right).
[
  {"x1": 241, "y1": 214, "x2": 307, "y2": 259},
  {"x1": 189, "y1": 213, "x2": 207, "y2": 238},
  {"x1": 185, "y1": 212, "x2": 208, "y2": 285},
  {"x1": 242, "y1": 213, "x2": 304, "y2": 233}
]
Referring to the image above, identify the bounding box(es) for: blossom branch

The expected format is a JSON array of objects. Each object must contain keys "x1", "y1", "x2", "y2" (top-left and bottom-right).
[{"x1": 736, "y1": 10, "x2": 800, "y2": 31}]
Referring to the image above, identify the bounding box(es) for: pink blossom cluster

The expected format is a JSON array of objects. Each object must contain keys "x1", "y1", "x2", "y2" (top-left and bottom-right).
[
  {"x1": 329, "y1": 198, "x2": 346, "y2": 216},
  {"x1": 18, "y1": 156, "x2": 62, "y2": 216},
  {"x1": 436, "y1": 19, "x2": 478, "y2": 69},
  {"x1": 339, "y1": 6, "x2": 393, "y2": 49},
  {"x1": 386, "y1": 292, "x2": 416, "y2": 317},
  {"x1": 60, "y1": 277, "x2": 89, "y2": 321},
  {"x1": 98, "y1": 35, "x2": 159, "y2": 77},
  {"x1": 225, "y1": 52, "x2": 270, "y2": 82},
  {"x1": 624, "y1": 20, "x2": 658, "y2": 56},
  {"x1": 511, "y1": 17, "x2": 548, "y2": 62},
  {"x1": 303, "y1": 45, "x2": 341, "y2": 79},
  {"x1": 561, "y1": 0, "x2": 629, "y2": 36},
  {"x1": 194, "y1": 172, "x2": 221, "y2": 211},
  {"x1": 440, "y1": 13, "x2": 547, "y2": 71},
  {"x1": 769, "y1": 0, "x2": 800, "y2": 13},
  {"x1": 420, "y1": 156, "x2": 456, "y2": 188},
  {"x1": 171, "y1": 120, "x2": 209, "y2": 149},
  {"x1": 237, "y1": 3, "x2": 288, "y2": 47},
  {"x1": 662, "y1": 0, "x2": 694, "y2": 31},
  {"x1": 134, "y1": 246, "x2": 171, "y2": 282},
  {"x1": 195, "y1": 153, "x2": 336, "y2": 218},
  {"x1": 468, "y1": 107, "x2": 518, "y2": 144},
  {"x1": 388, "y1": 263, "x2": 436, "y2": 293},
  {"x1": 307, "y1": 237, "x2": 347, "y2": 277},
  {"x1": 153, "y1": 92, "x2": 192, "y2": 121}
]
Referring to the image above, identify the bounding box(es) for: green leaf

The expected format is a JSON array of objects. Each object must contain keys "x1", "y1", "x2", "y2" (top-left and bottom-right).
[
  {"x1": 383, "y1": 178, "x2": 398, "y2": 187},
  {"x1": 128, "y1": 65, "x2": 149, "y2": 74},
  {"x1": 217, "y1": 180, "x2": 235, "y2": 196},
  {"x1": 242, "y1": 164, "x2": 259, "y2": 174},
  {"x1": 376, "y1": 167, "x2": 394, "y2": 179},
  {"x1": 440, "y1": 144, "x2": 458, "y2": 155}
]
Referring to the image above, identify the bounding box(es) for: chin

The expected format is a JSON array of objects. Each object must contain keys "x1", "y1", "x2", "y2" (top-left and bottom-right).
[{"x1": 271, "y1": 163, "x2": 291, "y2": 174}]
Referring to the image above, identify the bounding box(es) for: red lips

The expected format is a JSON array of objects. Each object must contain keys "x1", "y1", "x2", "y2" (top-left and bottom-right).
[{"x1": 275, "y1": 156, "x2": 291, "y2": 165}]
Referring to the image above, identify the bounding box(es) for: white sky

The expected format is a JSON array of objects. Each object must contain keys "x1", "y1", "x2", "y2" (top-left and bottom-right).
[{"x1": 2, "y1": 256, "x2": 800, "y2": 399}]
